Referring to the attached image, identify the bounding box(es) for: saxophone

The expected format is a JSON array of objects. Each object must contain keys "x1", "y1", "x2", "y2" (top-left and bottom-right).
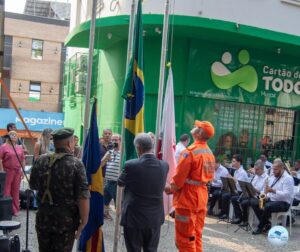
[{"x1": 259, "y1": 178, "x2": 269, "y2": 210}]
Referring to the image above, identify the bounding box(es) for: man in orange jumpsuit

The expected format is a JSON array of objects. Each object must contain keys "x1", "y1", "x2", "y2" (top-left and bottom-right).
[{"x1": 165, "y1": 120, "x2": 215, "y2": 252}]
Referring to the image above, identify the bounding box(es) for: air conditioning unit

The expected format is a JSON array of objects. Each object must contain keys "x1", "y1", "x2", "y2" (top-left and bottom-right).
[{"x1": 75, "y1": 73, "x2": 87, "y2": 94}]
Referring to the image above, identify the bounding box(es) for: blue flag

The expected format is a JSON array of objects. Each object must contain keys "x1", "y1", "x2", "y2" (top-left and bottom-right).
[{"x1": 79, "y1": 100, "x2": 105, "y2": 252}]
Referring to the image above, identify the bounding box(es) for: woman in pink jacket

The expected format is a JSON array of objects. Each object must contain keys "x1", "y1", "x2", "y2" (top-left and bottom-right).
[{"x1": 0, "y1": 131, "x2": 25, "y2": 216}]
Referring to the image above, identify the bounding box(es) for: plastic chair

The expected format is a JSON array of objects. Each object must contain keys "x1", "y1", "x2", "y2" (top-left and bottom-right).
[{"x1": 271, "y1": 207, "x2": 292, "y2": 235}]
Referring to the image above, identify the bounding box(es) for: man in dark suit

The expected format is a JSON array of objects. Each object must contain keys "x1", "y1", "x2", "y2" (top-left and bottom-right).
[{"x1": 118, "y1": 133, "x2": 169, "y2": 252}]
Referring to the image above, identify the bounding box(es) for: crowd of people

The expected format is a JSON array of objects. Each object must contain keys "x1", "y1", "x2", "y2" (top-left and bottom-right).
[
  {"x1": 0, "y1": 123, "x2": 83, "y2": 217},
  {"x1": 208, "y1": 153, "x2": 300, "y2": 235},
  {"x1": 0, "y1": 120, "x2": 300, "y2": 252}
]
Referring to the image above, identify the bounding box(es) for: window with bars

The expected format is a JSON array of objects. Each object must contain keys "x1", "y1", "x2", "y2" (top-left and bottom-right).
[{"x1": 213, "y1": 100, "x2": 298, "y2": 167}]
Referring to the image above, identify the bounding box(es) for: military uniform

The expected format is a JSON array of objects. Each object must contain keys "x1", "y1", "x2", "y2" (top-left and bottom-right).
[{"x1": 29, "y1": 128, "x2": 90, "y2": 252}]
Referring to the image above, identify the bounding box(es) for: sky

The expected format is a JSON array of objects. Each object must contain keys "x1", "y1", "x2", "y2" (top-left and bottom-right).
[{"x1": 6, "y1": 0, "x2": 26, "y2": 13}]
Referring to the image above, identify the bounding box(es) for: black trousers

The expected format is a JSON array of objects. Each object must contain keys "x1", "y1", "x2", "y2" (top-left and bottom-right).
[
  {"x1": 293, "y1": 199, "x2": 300, "y2": 206},
  {"x1": 231, "y1": 195, "x2": 251, "y2": 222},
  {"x1": 123, "y1": 226, "x2": 161, "y2": 252},
  {"x1": 220, "y1": 191, "x2": 241, "y2": 215},
  {"x1": 250, "y1": 199, "x2": 290, "y2": 229},
  {"x1": 208, "y1": 186, "x2": 222, "y2": 211}
]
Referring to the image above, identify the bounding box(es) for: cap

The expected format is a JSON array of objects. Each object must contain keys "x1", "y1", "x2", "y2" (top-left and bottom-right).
[
  {"x1": 194, "y1": 120, "x2": 215, "y2": 138},
  {"x1": 51, "y1": 127, "x2": 74, "y2": 140}
]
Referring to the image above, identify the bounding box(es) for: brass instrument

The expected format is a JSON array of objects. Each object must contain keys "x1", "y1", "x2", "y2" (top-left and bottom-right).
[{"x1": 259, "y1": 177, "x2": 269, "y2": 210}]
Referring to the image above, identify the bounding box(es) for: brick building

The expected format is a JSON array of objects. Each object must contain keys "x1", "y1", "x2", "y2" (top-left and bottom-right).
[
  {"x1": 0, "y1": 11, "x2": 69, "y2": 153},
  {"x1": 1, "y1": 12, "x2": 69, "y2": 112}
]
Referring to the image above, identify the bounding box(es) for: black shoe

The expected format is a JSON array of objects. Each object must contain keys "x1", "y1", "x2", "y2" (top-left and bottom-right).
[
  {"x1": 263, "y1": 223, "x2": 272, "y2": 232},
  {"x1": 219, "y1": 214, "x2": 228, "y2": 220},
  {"x1": 252, "y1": 228, "x2": 263, "y2": 235},
  {"x1": 231, "y1": 218, "x2": 242, "y2": 224},
  {"x1": 239, "y1": 221, "x2": 248, "y2": 227}
]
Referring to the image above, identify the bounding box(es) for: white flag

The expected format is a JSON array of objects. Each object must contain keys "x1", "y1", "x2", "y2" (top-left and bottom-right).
[{"x1": 161, "y1": 68, "x2": 177, "y2": 215}]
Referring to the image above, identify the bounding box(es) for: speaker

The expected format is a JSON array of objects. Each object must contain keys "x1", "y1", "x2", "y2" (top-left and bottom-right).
[
  {"x1": 0, "y1": 197, "x2": 12, "y2": 221},
  {"x1": 0, "y1": 172, "x2": 6, "y2": 198}
]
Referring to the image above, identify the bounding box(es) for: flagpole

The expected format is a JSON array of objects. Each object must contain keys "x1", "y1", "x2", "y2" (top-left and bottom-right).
[
  {"x1": 82, "y1": 0, "x2": 97, "y2": 144},
  {"x1": 113, "y1": 0, "x2": 137, "y2": 251},
  {"x1": 154, "y1": 0, "x2": 170, "y2": 154}
]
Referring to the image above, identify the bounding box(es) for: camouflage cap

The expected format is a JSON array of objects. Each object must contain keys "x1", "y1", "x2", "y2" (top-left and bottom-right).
[{"x1": 51, "y1": 127, "x2": 74, "y2": 140}]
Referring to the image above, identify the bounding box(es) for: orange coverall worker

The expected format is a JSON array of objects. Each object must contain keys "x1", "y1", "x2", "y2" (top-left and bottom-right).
[{"x1": 172, "y1": 140, "x2": 215, "y2": 252}]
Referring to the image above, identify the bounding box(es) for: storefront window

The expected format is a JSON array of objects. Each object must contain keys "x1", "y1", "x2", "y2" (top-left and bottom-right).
[{"x1": 213, "y1": 100, "x2": 297, "y2": 167}]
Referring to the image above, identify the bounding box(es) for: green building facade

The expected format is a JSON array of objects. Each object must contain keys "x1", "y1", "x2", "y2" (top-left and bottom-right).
[{"x1": 63, "y1": 15, "x2": 300, "y2": 166}]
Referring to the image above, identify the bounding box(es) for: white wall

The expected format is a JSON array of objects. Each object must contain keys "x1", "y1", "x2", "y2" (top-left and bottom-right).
[{"x1": 70, "y1": 0, "x2": 300, "y2": 36}]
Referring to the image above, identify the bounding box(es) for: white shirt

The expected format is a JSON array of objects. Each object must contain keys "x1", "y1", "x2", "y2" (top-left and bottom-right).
[
  {"x1": 211, "y1": 164, "x2": 229, "y2": 188},
  {"x1": 265, "y1": 160, "x2": 272, "y2": 168},
  {"x1": 175, "y1": 142, "x2": 186, "y2": 164},
  {"x1": 294, "y1": 186, "x2": 300, "y2": 201},
  {"x1": 251, "y1": 173, "x2": 269, "y2": 194},
  {"x1": 234, "y1": 166, "x2": 249, "y2": 192},
  {"x1": 267, "y1": 171, "x2": 294, "y2": 205}
]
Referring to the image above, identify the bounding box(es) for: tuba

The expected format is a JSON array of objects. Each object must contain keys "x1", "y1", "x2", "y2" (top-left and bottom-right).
[{"x1": 259, "y1": 178, "x2": 269, "y2": 210}]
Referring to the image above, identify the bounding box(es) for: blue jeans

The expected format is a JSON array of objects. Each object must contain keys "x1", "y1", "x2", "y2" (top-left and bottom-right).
[{"x1": 104, "y1": 180, "x2": 117, "y2": 207}]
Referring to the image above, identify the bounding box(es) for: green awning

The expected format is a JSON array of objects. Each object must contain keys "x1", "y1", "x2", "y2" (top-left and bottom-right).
[{"x1": 65, "y1": 14, "x2": 300, "y2": 57}]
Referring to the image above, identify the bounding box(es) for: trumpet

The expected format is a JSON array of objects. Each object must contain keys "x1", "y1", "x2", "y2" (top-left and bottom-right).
[{"x1": 259, "y1": 178, "x2": 269, "y2": 210}]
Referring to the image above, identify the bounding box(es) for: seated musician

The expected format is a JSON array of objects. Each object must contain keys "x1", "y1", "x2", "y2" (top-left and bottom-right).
[
  {"x1": 291, "y1": 159, "x2": 300, "y2": 185},
  {"x1": 219, "y1": 154, "x2": 249, "y2": 220},
  {"x1": 207, "y1": 156, "x2": 228, "y2": 216},
  {"x1": 230, "y1": 160, "x2": 268, "y2": 226},
  {"x1": 251, "y1": 159, "x2": 294, "y2": 235}
]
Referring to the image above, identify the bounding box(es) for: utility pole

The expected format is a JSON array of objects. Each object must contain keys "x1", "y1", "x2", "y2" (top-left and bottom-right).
[
  {"x1": 154, "y1": 0, "x2": 170, "y2": 153},
  {"x1": 0, "y1": 0, "x2": 5, "y2": 106},
  {"x1": 113, "y1": 0, "x2": 136, "y2": 251},
  {"x1": 83, "y1": 0, "x2": 97, "y2": 144}
]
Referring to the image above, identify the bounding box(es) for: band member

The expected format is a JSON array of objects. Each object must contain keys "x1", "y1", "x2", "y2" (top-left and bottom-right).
[
  {"x1": 230, "y1": 160, "x2": 268, "y2": 225},
  {"x1": 207, "y1": 156, "x2": 228, "y2": 216},
  {"x1": 251, "y1": 159, "x2": 294, "y2": 235},
  {"x1": 219, "y1": 154, "x2": 248, "y2": 220}
]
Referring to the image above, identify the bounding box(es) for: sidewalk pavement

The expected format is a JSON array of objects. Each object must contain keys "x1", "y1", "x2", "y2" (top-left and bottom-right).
[{"x1": 9, "y1": 209, "x2": 300, "y2": 252}]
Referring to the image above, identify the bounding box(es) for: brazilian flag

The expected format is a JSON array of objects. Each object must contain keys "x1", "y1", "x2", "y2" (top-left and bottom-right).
[{"x1": 122, "y1": 0, "x2": 144, "y2": 160}]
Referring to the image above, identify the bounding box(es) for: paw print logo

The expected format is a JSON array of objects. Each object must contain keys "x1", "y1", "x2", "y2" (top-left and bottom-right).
[{"x1": 211, "y1": 50, "x2": 258, "y2": 93}]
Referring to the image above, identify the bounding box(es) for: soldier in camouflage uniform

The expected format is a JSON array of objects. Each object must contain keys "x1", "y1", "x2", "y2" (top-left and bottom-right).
[{"x1": 29, "y1": 128, "x2": 90, "y2": 252}]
